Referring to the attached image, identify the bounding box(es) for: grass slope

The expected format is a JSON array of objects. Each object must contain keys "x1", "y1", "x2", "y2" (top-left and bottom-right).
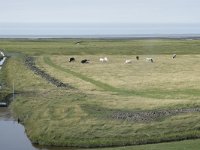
[
  {"x1": 1, "y1": 39, "x2": 200, "y2": 148},
  {"x1": 9, "y1": 54, "x2": 200, "y2": 148}
]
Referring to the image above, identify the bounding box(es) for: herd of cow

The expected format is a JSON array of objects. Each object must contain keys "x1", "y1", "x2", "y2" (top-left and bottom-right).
[{"x1": 68, "y1": 54, "x2": 176, "y2": 64}]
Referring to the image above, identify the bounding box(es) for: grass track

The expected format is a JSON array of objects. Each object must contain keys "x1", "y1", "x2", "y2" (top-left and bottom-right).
[{"x1": 44, "y1": 56, "x2": 119, "y2": 92}]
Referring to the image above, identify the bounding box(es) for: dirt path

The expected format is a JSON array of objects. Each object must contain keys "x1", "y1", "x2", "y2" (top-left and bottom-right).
[{"x1": 25, "y1": 56, "x2": 74, "y2": 89}]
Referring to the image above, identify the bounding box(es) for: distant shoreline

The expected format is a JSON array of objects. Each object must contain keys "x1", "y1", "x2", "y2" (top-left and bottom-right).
[{"x1": 0, "y1": 34, "x2": 200, "y2": 39}]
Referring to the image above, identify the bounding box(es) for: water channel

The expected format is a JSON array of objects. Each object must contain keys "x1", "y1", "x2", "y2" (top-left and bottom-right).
[
  {"x1": 0, "y1": 107, "x2": 38, "y2": 150},
  {"x1": 0, "y1": 107, "x2": 77, "y2": 150}
]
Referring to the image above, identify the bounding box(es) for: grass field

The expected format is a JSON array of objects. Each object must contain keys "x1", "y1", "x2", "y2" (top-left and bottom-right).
[
  {"x1": 1, "y1": 38, "x2": 200, "y2": 149},
  {"x1": 91, "y1": 139, "x2": 200, "y2": 150}
]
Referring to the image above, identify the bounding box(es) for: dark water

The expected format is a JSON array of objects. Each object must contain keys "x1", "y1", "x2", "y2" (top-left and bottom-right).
[
  {"x1": 0, "y1": 108, "x2": 37, "y2": 150},
  {"x1": 0, "y1": 108, "x2": 76, "y2": 150}
]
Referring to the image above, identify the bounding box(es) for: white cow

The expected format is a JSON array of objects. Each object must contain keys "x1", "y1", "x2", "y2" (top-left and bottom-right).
[
  {"x1": 146, "y1": 58, "x2": 154, "y2": 63},
  {"x1": 99, "y1": 57, "x2": 108, "y2": 62},
  {"x1": 125, "y1": 59, "x2": 132, "y2": 64},
  {"x1": 172, "y1": 54, "x2": 176, "y2": 59},
  {"x1": 99, "y1": 58, "x2": 104, "y2": 62},
  {"x1": 104, "y1": 57, "x2": 108, "y2": 62}
]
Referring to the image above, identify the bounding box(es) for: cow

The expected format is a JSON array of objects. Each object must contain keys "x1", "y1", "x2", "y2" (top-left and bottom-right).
[
  {"x1": 172, "y1": 54, "x2": 176, "y2": 59},
  {"x1": 146, "y1": 58, "x2": 154, "y2": 63},
  {"x1": 99, "y1": 57, "x2": 108, "y2": 63},
  {"x1": 104, "y1": 57, "x2": 108, "y2": 62},
  {"x1": 136, "y1": 56, "x2": 139, "y2": 60},
  {"x1": 81, "y1": 59, "x2": 89, "y2": 64},
  {"x1": 99, "y1": 58, "x2": 104, "y2": 62},
  {"x1": 125, "y1": 59, "x2": 132, "y2": 64},
  {"x1": 69, "y1": 57, "x2": 75, "y2": 62}
]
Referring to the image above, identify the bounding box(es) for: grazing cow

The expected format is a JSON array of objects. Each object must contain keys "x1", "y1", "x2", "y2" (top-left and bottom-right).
[
  {"x1": 104, "y1": 57, "x2": 108, "y2": 62},
  {"x1": 99, "y1": 58, "x2": 104, "y2": 62},
  {"x1": 125, "y1": 59, "x2": 132, "y2": 64},
  {"x1": 99, "y1": 57, "x2": 108, "y2": 63},
  {"x1": 81, "y1": 59, "x2": 89, "y2": 64},
  {"x1": 136, "y1": 56, "x2": 139, "y2": 60},
  {"x1": 69, "y1": 57, "x2": 75, "y2": 62},
  {"x1": 146, "y1": 58, "x2": 154, "y2": 63},
  {"x1": 172, "y1": 54, "x2": 176, "y2": 59}
]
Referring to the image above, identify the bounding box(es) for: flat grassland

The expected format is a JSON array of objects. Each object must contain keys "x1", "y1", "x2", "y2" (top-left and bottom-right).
[{"x1": 1, "y1": 39, "x2": 200, "y2": 149}]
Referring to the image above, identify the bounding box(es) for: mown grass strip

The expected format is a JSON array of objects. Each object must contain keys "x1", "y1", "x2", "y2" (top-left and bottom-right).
[
  {"x1": 44, "y1": 56, "x2": 142, "y2": 97},
  {"x1": 43, "y1": 56, "x2": 200, "y2": 100},
  {"x1": 44, "y1": 56, "x2": 119, "y2": 92}
]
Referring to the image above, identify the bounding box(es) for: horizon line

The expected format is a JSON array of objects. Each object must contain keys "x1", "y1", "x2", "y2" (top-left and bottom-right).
[{"x1": 1, "y1": 34, "x2": 200, "y2": 39}]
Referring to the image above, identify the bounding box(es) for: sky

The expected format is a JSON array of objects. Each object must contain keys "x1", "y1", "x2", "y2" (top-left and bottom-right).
[
  {"x1": 0, "y1": 0, "x2": 200, "y2": 23},
  {"x1": 0, "y1": 0, "x2": 200, "y2": 36}
]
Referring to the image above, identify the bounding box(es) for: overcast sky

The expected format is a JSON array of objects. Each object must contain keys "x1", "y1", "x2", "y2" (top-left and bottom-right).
[{"x1": 0, "y1": 0, "x2": 200, "y2": 24}]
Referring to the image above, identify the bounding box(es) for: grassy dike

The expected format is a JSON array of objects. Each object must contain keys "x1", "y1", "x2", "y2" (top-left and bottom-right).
[{"x1": 1, "y1": 39, "x2": 200, "y2": 149}]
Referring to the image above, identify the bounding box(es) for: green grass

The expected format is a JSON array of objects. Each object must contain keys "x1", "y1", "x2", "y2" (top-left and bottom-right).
[
  {"x1": 1, "y1": 38, "x2": 200, "y2": 55},
  {"x1": 1, "y1": 39, "x2": 200, "y2": 148},
  {"x1": 44, "y1": 55, "x2": 200, "y2": 100},
  {"x1": 43, "y1": 56, "x2": 119, "y2": 92},
  {"x1": 0, "y1": 59, "x2": 12, "y2": 100},
  {"x1": 90, "y1": 139, "x2": 200, "y2": 150}
]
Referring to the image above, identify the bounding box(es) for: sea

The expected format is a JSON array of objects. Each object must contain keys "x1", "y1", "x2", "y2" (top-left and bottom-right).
[{"x1": 0, "y1": 23, "x2": 200, "y2": 38}]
